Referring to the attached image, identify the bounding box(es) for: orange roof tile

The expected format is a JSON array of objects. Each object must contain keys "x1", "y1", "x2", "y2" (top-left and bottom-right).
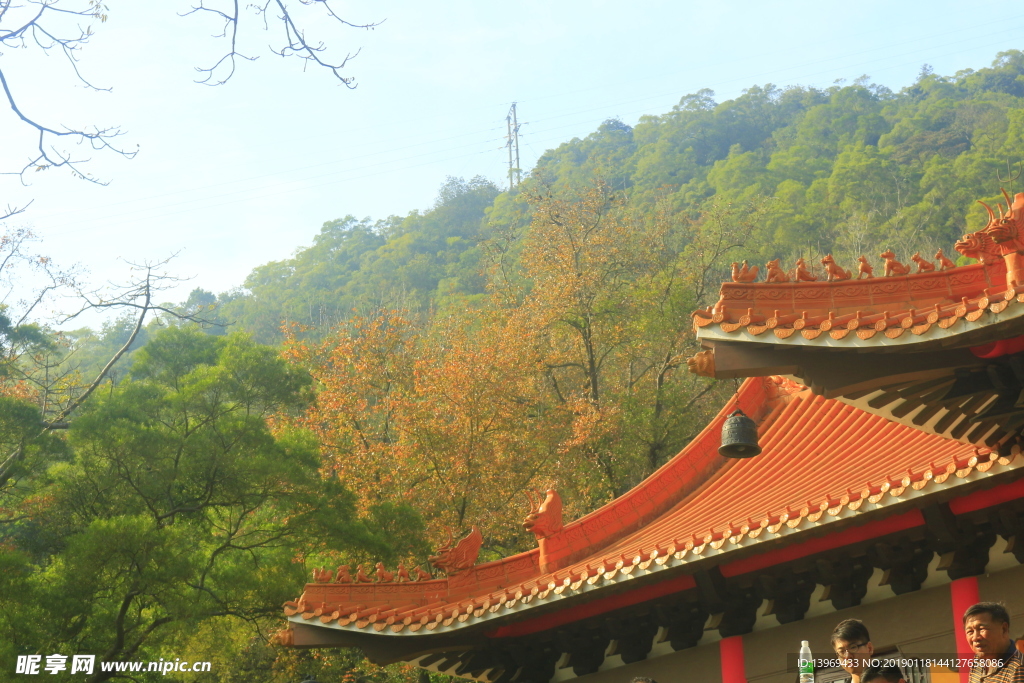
[
  {"x1": 692, "y1": 261, "x2": 1024, "y2": 346},
  {"x1": 284, "y1": 377, "x2": 1024, "y2": 639}
]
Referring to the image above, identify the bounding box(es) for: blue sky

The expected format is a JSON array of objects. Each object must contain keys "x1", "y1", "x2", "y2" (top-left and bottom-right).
[{"x1": 1, "y1": 0, "x2": 1023, "y2": 314}]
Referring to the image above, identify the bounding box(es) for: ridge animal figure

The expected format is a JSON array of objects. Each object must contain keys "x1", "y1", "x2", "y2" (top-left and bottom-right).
[
  {"x1": 821, "y1": 254, "x2": 851, "y2": 281},
  {"x1": 954, "y1": 230, "x2": 1002, "y2": 265},
  {"x1": 523, "y1": 489, "x2": 563, "y2": 538},
  {"x1": 982, "y1": 189, "x2": 1024, "y2": 251},
  {"x1": 951, "y1": 189, "x2": 1024, "y2": 290},
  {"x1": 857, "y1": 255, "x2": 874, "y2": 279},
  {"x1": 794, "y1": 258, "x2": 817, "y2": 282},
  {"x1": 730, "y1": 260, "x2": 759, "y2": 283},
  {"x1": 375, "y1": 562, "x2": 394, "y2": 583},
  {"x1": 954, "y1": 190, "x2": 1024, "y2": 266},
  {"x1": 429, "y1": 527, "x2": 483, "y2": 575},
  {"x1": 335, "y1": 565, "x2": 352, "y2": 583},
  {"x1": 312, "y1": 567, "x2": 333, "y2": 583},
  {"x1": 685, "y1": 349, "x2": 715, "y2": 377},
  {"x1": 935, "y1": 248, "x2": 956, "y2": 270},
  {"x1": 395, "y1": 563, "x2": 411, "y2": 582},
  {"x1": 413, "y1": 566, "x2": 432, "y2": 581},
  {"x1": 271, "y1": 628, "x2": 294, "y2": 647},
  {"x1": 355, "y1": 565, "x2": 373, "y2": 583},
  {"x1": 764, "y1": 258, "x2": 790, "y2": 283},
  {"x1": 911, "y1": 252, "x2": 935, "y2": 273},
  {"x1": 880, "y1": 249, "x2": 911, "y2": 277}
]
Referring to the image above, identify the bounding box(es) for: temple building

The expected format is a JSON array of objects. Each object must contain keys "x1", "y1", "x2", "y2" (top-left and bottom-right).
[{"x1": 280, "y1": 191, "x2": 1024, "y2": 683}]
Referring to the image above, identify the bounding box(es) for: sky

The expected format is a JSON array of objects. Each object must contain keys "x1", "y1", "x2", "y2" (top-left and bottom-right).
[{"x1": 2, "y1": 0, "x2": 1024, "y2": 323}]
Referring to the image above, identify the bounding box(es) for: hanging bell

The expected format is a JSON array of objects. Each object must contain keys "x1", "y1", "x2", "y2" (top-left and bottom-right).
[{"x1": 718, "y1": 408, "x2": 761, "y2": 458}]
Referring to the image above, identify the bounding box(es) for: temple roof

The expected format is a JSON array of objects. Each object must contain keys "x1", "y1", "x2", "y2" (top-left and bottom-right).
[
  {"x1": 687, "y1": 236, "x2": 1024, "y2": 450},
  {"x1": 282, "y1": 376, "x2": 1024, "y2": 651},
  {"x1": 692, "y1": 261, "x2": 1024, "y2": 350},
  {"x1": 693, "y1": 191, "x2": 1024, "y2": 352}
]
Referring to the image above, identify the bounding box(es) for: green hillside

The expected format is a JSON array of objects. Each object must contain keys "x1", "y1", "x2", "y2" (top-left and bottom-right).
[{"x1": 218, "y1": 50, "x2": 1024, "y2": 340}]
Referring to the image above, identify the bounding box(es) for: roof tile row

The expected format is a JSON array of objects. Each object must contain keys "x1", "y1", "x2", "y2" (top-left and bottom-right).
[{"x1": 692, "y1": 262, "x2": 1018, "y2": 342}]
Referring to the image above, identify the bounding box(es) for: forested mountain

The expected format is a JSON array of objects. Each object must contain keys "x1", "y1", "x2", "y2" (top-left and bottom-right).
[
  {"x1": 217, "y1": 176, "x2": 501, "y2": 342},
  {"x1": 217, "y1": 50, "x2": 1024, "y2": 342}
]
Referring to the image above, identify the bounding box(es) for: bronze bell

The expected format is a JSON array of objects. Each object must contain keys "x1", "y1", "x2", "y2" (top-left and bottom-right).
[{"x1": 718, "y1": 408, "x2": 761, "y2": 458}]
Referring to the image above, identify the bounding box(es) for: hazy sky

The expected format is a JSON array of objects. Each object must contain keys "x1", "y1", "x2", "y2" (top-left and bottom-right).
[{"x1": 2, "y1": 0, "x2": 1024, "y2": 317}]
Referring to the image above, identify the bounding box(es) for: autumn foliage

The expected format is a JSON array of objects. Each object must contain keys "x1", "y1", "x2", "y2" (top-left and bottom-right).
[{"x1": 285, "y1": 182, "x2": 742, "y2": 554}]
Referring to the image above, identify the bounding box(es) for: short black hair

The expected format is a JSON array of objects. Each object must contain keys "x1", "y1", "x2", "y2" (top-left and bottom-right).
[
  {"x1": 630, "y1": 678, "x2": 657, "y2": 683},
  {"x1": 963, "y1": 602, "x2": 1011, "y2": 626},
  {"x1": 862, "y1": 664, "x2": 904, "y2": 683},
  {"x1": 831, "y1": 619, "x2": 872, "y2": 646}
]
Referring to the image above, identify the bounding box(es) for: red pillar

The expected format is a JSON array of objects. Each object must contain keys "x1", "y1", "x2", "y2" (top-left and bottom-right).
[
  {"x1": 950, "y1": 577, "x2": 979, "y2": 683},
  {"x1": 720, "y1": 635, "x2": 746, "y2": 683}
]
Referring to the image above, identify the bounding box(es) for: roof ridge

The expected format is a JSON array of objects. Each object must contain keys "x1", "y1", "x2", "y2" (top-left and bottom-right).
[{"x1": 528, "y1": 377, "x2": 772, "y2": 573}]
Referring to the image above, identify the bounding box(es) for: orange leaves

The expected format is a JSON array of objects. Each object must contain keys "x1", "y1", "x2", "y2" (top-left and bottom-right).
[
  {"x1": 285, "y1": 311, "x2": 418, "y2": 501},
  {"x1": 515, "y1": 183, "x2": 648, "y2": 407},
  {"x1": 492, "y1": 183, "x2": 738, "y2": 496},
  {"x1": 560, "y1": 397, "x2": 615, "y2": 453},
  {"x1": 403, "y1": 316, "x2": 570, "y2": 537},
  {"x1": 0, "y1": 379, "x2": 39, "y2": 403},
  {"x1": 286, "y1": 309, "x2": 581, "y2": 547}
]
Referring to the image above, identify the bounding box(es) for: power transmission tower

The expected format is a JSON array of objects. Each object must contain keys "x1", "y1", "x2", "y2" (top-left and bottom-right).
[{"x1": 505, "y1": 103, "x2": 521, "y2": 190}]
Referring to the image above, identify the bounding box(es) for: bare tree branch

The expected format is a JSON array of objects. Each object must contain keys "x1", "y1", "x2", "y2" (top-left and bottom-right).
[
  {"x1": 0, "y1": 0, "x2": 379, "y2": 188},
  {"x1": 0, "y1": 200, "x2": 32, "y2": 222},
  {"x1": 0, "y1": 66, "x2": 133, "y2": 184},
  {"x1": 184, "y1": 0, "x2": 382, "y2": 87},
  {"x1": 180, "y1": 0, "x2": 256, "y2": 85},
  {"x1": 48, "y1": 277, "x2": 148, "y2": 426},
  {"x1": 0, "y1": 0, "x2": 132, "y2": 183},
  {"x1": 0, "y1": 255, "x2": 223, "y2": 489}
]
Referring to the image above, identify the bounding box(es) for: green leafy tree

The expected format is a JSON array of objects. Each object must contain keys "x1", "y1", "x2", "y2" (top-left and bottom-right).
[{"x1": 1, "y1": 328, "x2": 423, "y2": 681}]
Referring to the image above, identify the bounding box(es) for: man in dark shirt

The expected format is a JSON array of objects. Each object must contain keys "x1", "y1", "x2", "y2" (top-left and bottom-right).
[{"x1": 964, "y1": 602, "x2": 1023, "y2": 683}]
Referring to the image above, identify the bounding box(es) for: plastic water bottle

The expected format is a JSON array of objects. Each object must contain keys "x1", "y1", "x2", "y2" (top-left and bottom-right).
[{"x1": 799, "y1": 640, "x2": 815, "y2": 683}]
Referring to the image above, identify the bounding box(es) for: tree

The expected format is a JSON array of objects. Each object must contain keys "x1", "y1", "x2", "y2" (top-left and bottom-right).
[
  {"x1": 395, "y1": 313, "x2": 573, "y2": 546},
  {"x1": 282, "y1": 180, "x2": 766, "y2": 555},
  {"x1": 0, "y1": 258, "x2": 221, "y2": 492},
  {"x1": 1, "y1": 327, "x2": 413, "y2": 680},
  {"x1": 0, "y1": 0, "x2": 379, "y2": 215},
  {"x1": 284, "y1": 305, "x2": 590, "y2": 552},
  {"x1": 493, "y1": 183, "x2": 751, "y2": 497},
  {"x1": 222, "y1": 177, "x2": 501, "y2": 344}
]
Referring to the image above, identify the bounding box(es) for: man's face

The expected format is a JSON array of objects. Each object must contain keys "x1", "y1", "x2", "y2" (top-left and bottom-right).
[
  {"x1": 834, "y1": 638, "x2": 874, "y2": 674},
  {"x1": 964, "y1": 614, "x2": 1010, "y2": 657}
]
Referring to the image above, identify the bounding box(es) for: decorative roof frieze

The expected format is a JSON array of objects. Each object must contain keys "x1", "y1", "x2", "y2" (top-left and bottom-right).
[{"x1": 691, "y1": 190, "x2": 1024, "y2": 347}]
